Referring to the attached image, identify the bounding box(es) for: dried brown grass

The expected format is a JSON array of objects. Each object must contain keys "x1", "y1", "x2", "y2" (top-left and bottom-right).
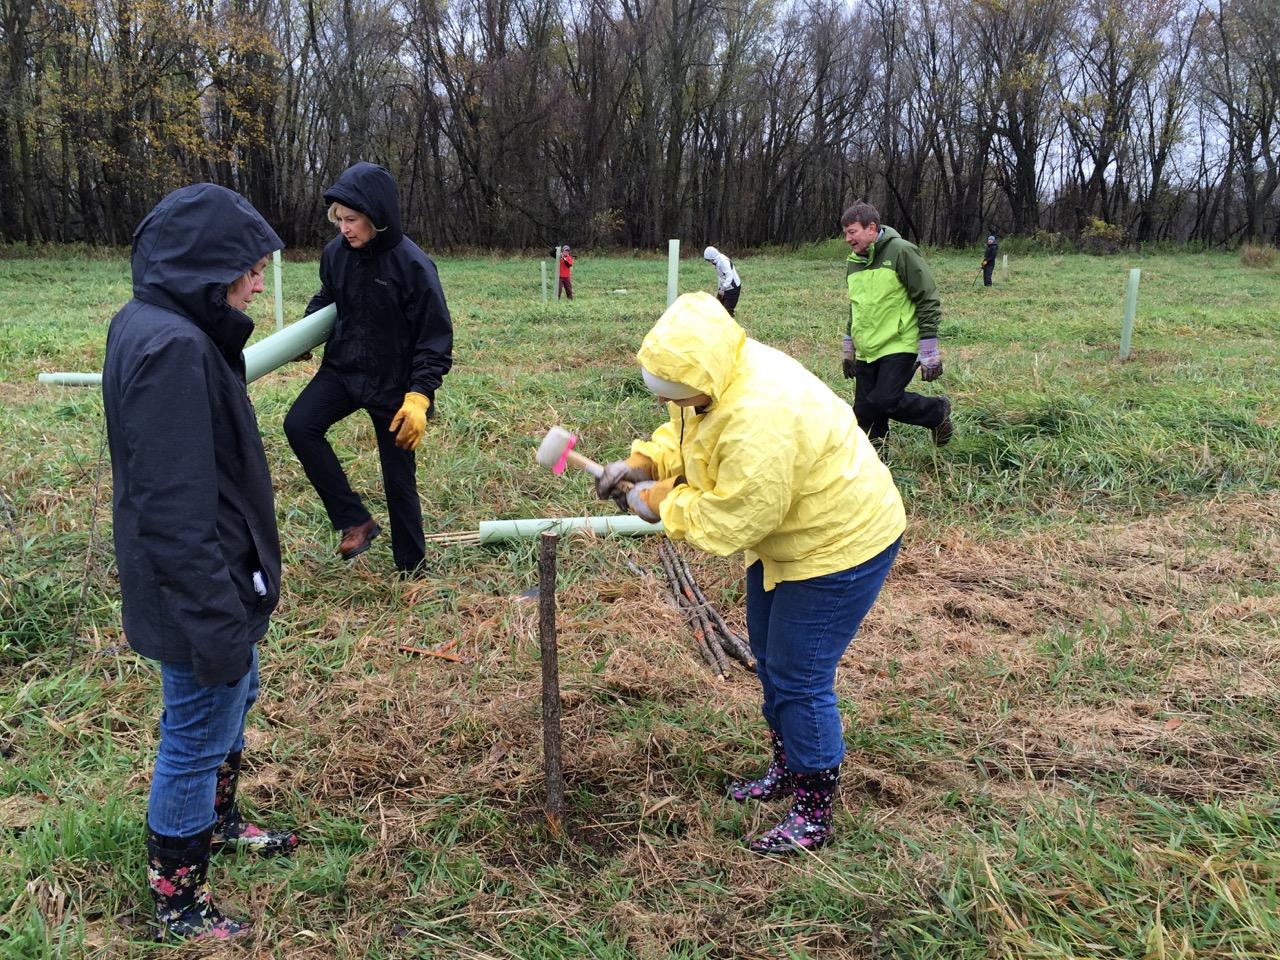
[
  {"x1": 1240, "y1": 242, "x2": 1278, "y2": 268},
  {"x1": 17, "y1": 494, "x2": 1273, "y2": 953},
  {"x1": 160, "y1": 492, "x2": 1273, "y2": 954}
]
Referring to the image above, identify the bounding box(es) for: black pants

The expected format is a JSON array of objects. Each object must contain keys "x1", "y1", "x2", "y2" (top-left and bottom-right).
[
  {"x1": 853, "y1": 352, "x2": 947, "y2": 442},
  {"x1": 717, "y1": 283, "x2": 741, "y2": 316},
  {"x1": 284, "y1": 368, "x2": 425, "y2": 571},
  {"x1": 983, "y1": 262, "x2": 994, "y2": 286},
  {"x1": 558, "y1": 276, "x2": 573, "y2": 299}
]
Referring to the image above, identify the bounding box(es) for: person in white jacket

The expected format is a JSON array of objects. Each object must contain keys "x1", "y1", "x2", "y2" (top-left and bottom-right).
[{"x1": 703, "y1": 245, "x2": 742, "y2": 316}]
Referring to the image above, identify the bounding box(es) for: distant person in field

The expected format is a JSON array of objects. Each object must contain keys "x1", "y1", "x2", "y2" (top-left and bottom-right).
[
  {"x1": 284, "y1": 162, "x2": 453, "y2": 574},
  {"x1": 839, "y1": 201, "x2": 953, "y2": 447},
  {"x1": 597, "y1": 292, "x2": 905, "y2": 855},
  {"x1": 103, "y1": 184, "x2": 298, "y2": 942},
  {"x1": 982, "y1": 233, "x2": 998, "y2": 286},
  {"x1": 558, "y1": 244, "x2": 574, "y2": 299},
  {"x1": 702, "y1": 245, "x2": 742, "y2": 316}
]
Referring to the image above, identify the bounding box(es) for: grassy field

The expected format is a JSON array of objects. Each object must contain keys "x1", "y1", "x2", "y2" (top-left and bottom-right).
[{"x1": 1, "y1": 245, "x2": 1278, "y2": 959}]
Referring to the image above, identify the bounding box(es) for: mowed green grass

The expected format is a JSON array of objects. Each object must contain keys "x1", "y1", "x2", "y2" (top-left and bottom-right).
[{"x1": 1, "y1": 246, "x2": 1278, "y2": 959}]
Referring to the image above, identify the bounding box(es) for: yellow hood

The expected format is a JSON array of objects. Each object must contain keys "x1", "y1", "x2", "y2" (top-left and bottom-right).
[{"x1": 637, "y1": 292, "x2": 745, "y2": 402}]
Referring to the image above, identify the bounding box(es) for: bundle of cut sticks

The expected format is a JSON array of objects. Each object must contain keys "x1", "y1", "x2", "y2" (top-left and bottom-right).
[{"x1": 654, "y1": 540, "x2": 755, "y2": 677}]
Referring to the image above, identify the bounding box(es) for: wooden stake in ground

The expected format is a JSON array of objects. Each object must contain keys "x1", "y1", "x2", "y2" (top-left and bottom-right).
[{"x1": 538, "y1": 531, "x2": 566, "y2": 833}]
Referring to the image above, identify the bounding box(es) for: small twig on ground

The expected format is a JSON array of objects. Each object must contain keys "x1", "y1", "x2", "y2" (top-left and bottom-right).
[
  {"x1": 398, "y1": 643, "x2": 465, "y2": 663},
  {"x1": 424, "y1": 530, "x2": 482, "y2": 545}
]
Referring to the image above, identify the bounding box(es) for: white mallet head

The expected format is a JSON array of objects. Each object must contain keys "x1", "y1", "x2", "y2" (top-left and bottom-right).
[{"x1": 536, "y1": 426, "x2": 578, "y2": 474}]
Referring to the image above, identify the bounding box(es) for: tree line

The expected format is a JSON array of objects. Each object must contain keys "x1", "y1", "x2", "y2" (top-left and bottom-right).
[{"x1": 0, "y1": 0, "x2": 1276, "y2": 250}]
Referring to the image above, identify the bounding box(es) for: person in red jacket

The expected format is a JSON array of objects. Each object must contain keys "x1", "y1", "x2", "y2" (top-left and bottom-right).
[{"x1": 558, "y1": 245, "x2": 574, "y2": 300}]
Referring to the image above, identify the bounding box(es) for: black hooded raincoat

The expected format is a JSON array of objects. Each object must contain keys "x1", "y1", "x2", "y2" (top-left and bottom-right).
[
  {"x1": 103, "y1": 184, "x2": 283, "y2": 687},
  {"x1": 306, "y1": 162, "x2": 453, "y2": 411}
]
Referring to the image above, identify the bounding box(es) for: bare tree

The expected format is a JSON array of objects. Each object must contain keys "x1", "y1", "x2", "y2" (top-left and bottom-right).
[
  {"x1": 974, "y1": 0, "x2": 1068, "y2": 235},
  {"x1": 1058, "y1": 0, "x2": 1165, "y2": 232},
  {"x1": 1200, "y1": 0, "x2": 1280, "y2": 243}
]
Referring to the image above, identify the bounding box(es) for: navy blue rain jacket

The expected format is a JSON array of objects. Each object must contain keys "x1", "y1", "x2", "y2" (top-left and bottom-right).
[
  {"x1": 103, "y1": 184, "x2": 283, "y2": 686},
  {"x1": 306, "y1": 162, "x2": 453, "y2": 411}
]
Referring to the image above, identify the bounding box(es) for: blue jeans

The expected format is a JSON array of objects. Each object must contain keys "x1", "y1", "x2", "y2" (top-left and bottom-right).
[
  {"x1": 147, "y1": 645, "x2": 259, "y2": 837},
  {"x1": 745, "y1": 538, "x2": 900, "y2": 774}
]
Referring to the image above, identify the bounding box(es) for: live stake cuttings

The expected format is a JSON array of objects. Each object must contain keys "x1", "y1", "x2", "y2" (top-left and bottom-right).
[{"x1": 649, "y1": 539, "x2": 754, "y2": 678}]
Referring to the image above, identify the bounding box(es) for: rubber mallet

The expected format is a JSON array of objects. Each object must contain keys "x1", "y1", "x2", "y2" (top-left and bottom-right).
[{"x1": 536, "y1": 425, "x2": 633, "y2": 494}]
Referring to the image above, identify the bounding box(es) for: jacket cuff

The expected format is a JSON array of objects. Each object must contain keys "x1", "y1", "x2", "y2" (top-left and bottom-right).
[{"x1": 625, "y1": 452, "x2": 655, "y2": 476}]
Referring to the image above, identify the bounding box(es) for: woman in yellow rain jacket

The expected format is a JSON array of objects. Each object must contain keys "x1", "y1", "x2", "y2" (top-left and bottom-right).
[{"x1": 597, "y1": 292, "x2": 905, "y2": 854}]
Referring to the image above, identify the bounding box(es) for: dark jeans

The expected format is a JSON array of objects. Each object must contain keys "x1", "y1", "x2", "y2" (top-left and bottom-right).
[
  {"x1": 558, "y1": 276, "x2": 573, "y2": 299},
  {"x1": 718, "y1": 283, "x2": 741, "y2": 316},
  {"x1": 853, "y1": 352, "x2": 947, "y2": 442},
  {"x1": 983, "y1": 262, "x2": 994, "y2": 286},
  {"x1": 284, "y1": 368, "x2": 426, "y2": 571},
  {"x1": 745, "y1": 538, "x2": 900, "y2": 773},
  {"x1": 149, "y1": 646, "x2": 257, "y2": 837}
]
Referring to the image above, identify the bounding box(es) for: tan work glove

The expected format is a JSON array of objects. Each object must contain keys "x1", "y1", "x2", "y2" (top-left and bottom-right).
[{"x1": 389, "y1": 392, "x2": 431, "y2": 450}]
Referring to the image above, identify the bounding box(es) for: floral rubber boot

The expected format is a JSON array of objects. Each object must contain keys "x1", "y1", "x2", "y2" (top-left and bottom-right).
[
  {"x1": 211, "y1": 750, "x2": 299, "y2": 857},
  {"x1": 746, "y1": 766, "x2": 839, "y2": 855},
  {"x1": 727, "y1": 728, "x2": 793, "y2": 802},
  {"x1": 147, "y1": 825, "x2": 247, "y2": 942}
]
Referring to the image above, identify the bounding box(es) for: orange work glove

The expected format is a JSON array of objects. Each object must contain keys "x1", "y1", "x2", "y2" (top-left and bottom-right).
[
  {"x1": 624, "y1": 476, "x2": 681, "y2": 522},
  {"x1": 389, "y1": 392, "x2": 431, "y2": 450}
]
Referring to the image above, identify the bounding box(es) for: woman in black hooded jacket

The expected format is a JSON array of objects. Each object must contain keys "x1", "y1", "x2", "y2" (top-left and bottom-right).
[
  {"x1": 285, "y1": 162, "x2": 453, "y2": 573},
  {"x1": 103, "y1": 184, "x2": 298, "y2": 942}
]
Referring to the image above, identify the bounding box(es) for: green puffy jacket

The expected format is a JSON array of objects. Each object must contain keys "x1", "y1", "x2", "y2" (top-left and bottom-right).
[{"x1": 844, "y1": 225, "x2": 941, "y2": 362}]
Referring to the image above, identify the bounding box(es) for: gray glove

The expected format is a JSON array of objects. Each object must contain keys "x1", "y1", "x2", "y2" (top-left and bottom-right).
[
  {"x1": 596, "y1": 457, "x2": 654, "y2": 511},
  {"x1": 841, "y1": 335, "x2": 856, "y2": 379},
  {"x1": 917, "y1": 337, "x2": 943, "y2": 382},
  {"x1": 625, "y1": 481, "x2": 661, "y2": 522}
]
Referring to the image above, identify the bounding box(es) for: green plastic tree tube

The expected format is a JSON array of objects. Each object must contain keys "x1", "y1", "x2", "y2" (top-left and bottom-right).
[
  {"x1": 478, "y1": 515, "x2": 664, "y2": 544},
  {"x1": 243, "y1": 304, "x2": 334, "y2": 381},
  {"x1": 35, "y1": 372, "x2": 104, "y2": 386},
  {"x1": 37, "y1": 304, "x2": 336, "y2": 387},
  {"x1": 666, "y1": 239, "x2": 680, "y2": 306}
]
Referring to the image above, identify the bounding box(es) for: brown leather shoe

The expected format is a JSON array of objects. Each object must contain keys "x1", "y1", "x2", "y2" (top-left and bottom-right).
[{"x1": 338, "y1": 518, "x2": 381, "y2": 559}]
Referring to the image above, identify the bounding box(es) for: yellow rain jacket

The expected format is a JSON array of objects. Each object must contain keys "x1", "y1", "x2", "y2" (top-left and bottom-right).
[{"x1": 634, "y1": 292, "x2": 905, "y2": 590}]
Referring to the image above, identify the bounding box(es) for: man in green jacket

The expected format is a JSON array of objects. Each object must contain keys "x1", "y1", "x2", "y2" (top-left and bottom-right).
[{"x1": 839, "y1": 202, "x2": 953, "y2": 447}]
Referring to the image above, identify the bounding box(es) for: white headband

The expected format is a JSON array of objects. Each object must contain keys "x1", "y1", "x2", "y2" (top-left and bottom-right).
[{"x1": 641, "y1": 367, "x2": 702, "y2": 400}]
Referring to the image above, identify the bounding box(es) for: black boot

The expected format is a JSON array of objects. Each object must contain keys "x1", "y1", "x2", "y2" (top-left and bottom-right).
[
  {"x1": 211, "y1": 750, "x2": 299, "y2": 857},
  {"x1": 746, "y1": 766, "x2": 839, "y2": 855},
  {"x1": 147, "y1": 825, "x2": 247, "y2": 941},
  {"x1": 726, "y1": 728, "x2": 793, "y2": 802},
  {"x1": 931, "y1": 397, "x2": 954, "y2": 446}
]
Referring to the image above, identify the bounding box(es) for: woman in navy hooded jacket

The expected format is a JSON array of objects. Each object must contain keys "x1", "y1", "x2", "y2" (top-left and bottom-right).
[
  {"x1": 103, "y1": 184, "x2": 298, "y2": 942},
  {"x1": 285, "y1": 162, "x2": 453, "y2": 573}
]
